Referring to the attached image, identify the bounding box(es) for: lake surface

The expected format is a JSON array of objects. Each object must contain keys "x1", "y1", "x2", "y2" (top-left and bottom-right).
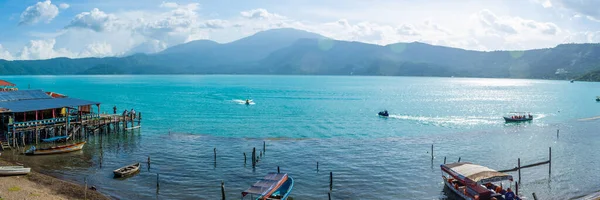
[{"x1": 1, "y1": 75, "x2": 600, "y2": 200}]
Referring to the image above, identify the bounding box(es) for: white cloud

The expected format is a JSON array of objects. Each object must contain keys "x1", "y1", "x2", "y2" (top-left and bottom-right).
[
  {"x1": 19, "y1": 0, "x2": 59, "y2": 25},
  {"x1": 542, "y1": 0, "x2": 553, "y2": 8},
  {"x1": 0, "y1": 45, "x2": 15, "y2": 61},
  {"x1": 17, "y1": 39, "x2": 75, "y2": 60},
  {"x1": 66, "y1": 8, "x2": 120, "y2": 32},
  {"x1": 59, "y1": 3, "x2": 69, "y2": 9},
  {"x1": 554, "y1": 0, "x2": 600, "y2": 20},
  {"x1": 160, "y1": 2, "x2": 179, "y2": 9},
  {"x1": 240, "y1": 9, "x2": 286, "y2": 20},
  {"x1": 563, "y1": 31, "x2": 600, "y2": 43},
  {"x1": 79, "y1": 42, "x2": 113, "y2": 58},
  {"x1": 200, "y1": 19, "x2": 228, "y2": 29}
]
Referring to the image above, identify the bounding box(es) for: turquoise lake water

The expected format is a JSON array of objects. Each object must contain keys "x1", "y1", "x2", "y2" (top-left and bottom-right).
[{"x1": 2, "y1": 75, "x2": 600, "y2": 199}]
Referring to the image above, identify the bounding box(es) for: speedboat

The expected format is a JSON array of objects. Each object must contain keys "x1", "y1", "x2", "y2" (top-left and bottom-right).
[
  {"x1": 378, "y1": 110, "x2": 389, "y2": 117},
  {"x1": 441, "y1": 162, "x2": 521, "y2": 200},
  {"x1": 503, "y1": 112, "x2": 533, "y2": 122},
  {"x1": 596, "y1": 96, "x2": 600, "y2": 102},
  {"x1": 245, "y1": 99, "x2": 253, "y2": 105},
  {"x1": 242, "y1": 173, "x2": 294, "y2": 200}
]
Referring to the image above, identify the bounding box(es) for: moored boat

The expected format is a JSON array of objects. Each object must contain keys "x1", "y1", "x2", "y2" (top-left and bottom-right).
[
  {"x1": 0, "y1": 166, "x2": 31, "y2": 176},
  {"x1": 25, "y1": 141, "x2": 86, "y2": 155},
  {"x1": 441, "y1": 162, "x2": 520, "y2": 200},
  {"x1": 504, "y1": 112, "x2": 533, "y2": 122},
  {"x1": 41, "y1": 135, "x2": 70, "y2": 143},
  {"x1": 113, "y1": 163, "x2": 141, "y2": 178},
  {"x1": 242, "y1": 173, "x2": 294, "y2": 200}
]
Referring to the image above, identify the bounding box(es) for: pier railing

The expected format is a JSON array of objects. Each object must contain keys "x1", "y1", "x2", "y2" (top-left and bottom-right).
[{"x1": 7, "y1": 114, "x2": 99, "y2": 129}]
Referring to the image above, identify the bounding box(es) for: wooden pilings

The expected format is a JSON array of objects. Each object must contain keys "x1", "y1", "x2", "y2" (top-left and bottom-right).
[
  {"x1": 532, "y1": 193, "x2": 538, "y2": 200},
  {"x1": 329, "y1": 171, "x2": 333, "y2": 191},
  {"x1": 458, "y1": 157, "x2": 461, "y2": 162},
  {"x1": 156, "y1": 173, "x2": 160, "y2": 194},
  {"x1": 252, "y1": 148, "x2": 256, "y2": 168},
  {"x1": 443, "y1": 157, "x2": 446, "y2": 164},
  {"x1": 277, "y1": 166, "x2": 280, "y2": 173},
  {"x1": 549, "y1": 147, "x2": 552, "y2": 175},
  {"x1": 214, "y1": 148, "x2": 217, "y2": 162},
  {"x1": 221, "y1": 181, "x2": 226, "y2": 200},
  {"x1": 317, "y1": 162, "x2": 319, "y2": 172},
  {"x1": 263, "y1": 141, "x2": 266, "y2": 153},
  {"x1": 518, "y1": 158, "x2": 521, "y2": 184},
  {"x1": 243, "y1": 152, "x2": 247, "y2": 164},
  {"x1": 431, "y1": 144, "x2": 434, "y2": 160},
  {"x1": 515, "y1": 182, "x2": 519, "y2": 196}
]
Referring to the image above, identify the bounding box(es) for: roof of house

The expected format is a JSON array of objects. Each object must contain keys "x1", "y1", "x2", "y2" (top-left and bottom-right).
[
  {"x1": 0, "y1": 98, "x2": 100, "y2": 113},
  {"x1": 0, "y1": 90, "x2": 52, "y2": 102},
  {"x1": 0, "y1": 80, "x2": 16, "y2": 87}
]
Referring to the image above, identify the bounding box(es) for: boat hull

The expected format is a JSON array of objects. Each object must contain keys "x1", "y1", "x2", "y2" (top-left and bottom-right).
[
  {"x1": 443, "y1": 177, "x2": 474, "y2": 200},
  {"x1": 0, "y1": 166, "x2": 31, "y2": 176},
  {"x1": 26, "y1": 141, "x2": 86, "y2": 155},
  {"x1": 113, "y1": 163, "x2": 141, "y2": 178},
  {"x1": 503, "y1": 117, "x2": 532, "y2": 122}
]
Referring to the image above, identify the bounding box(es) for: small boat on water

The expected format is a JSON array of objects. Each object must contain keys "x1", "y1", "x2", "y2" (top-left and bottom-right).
[
  {"x1": 41, "y1": 135, "x2": 70, "y2": 143},
  {"x1": 378, "y1": 110, "x2": 389, "y2": 117},
  {"x1": 245, "y1": 99, "x2": 253, "y2": 105},
  {"x1": 113, "y1": 163, "x2": 141, "y2": 178},
  {"x1": 441, "y1": 162, "x2": 520, "y2": 200},
  {"x1": 503, "y1": 112, "x2": 533, "y2": 122},
  {"x1": 596, "y1": 96, "x2": 600, "y2": 102},
  {"x1": 242, "y1": 173, "x2": 294, "y2": 200},
  {"x1": 25, "y1": 141, "x2": 86, "y2": 155},
  {"x1": 0, "y1": 166, "x2": 31, "y2": 176}
]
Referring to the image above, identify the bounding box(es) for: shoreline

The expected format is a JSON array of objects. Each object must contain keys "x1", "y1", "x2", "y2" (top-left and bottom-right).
[{"x1": 0, "y1": 159, "x2": 110, "y2": 200}]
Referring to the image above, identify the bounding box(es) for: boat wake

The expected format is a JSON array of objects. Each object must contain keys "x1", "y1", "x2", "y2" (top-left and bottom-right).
[
  {"x1": 387, "y1": 114, "x2": 500, "y2": 127},
  {"x1": 232, "y1": 99, "x2": 255, "y2": 105}
]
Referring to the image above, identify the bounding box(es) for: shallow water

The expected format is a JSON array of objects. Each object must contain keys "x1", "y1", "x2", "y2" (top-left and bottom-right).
[{"x1": 1, "y1": 75, "x2": 600, "y2": 199}]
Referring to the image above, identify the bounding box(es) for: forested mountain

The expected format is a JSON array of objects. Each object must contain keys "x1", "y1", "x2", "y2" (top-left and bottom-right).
[{"x1": 2, "y1": 28, "x2": 600, "y2": 80}]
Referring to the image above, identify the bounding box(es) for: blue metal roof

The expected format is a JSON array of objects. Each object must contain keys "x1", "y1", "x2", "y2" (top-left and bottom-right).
[
  {"x1": 0, "y1": 90, "x2": 52, "y2": 102},
  {"x1": 0, "y1": 98, "x2": 100, "y2": 113}
]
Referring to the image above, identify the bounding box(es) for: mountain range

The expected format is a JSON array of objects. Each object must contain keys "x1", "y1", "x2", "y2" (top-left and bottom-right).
[{"x1": 2, "y1": 28, "x2": 600, "y2": 80}]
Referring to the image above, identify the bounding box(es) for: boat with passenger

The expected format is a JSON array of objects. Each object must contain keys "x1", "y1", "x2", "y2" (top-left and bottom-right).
[
  {"x1": 503, "y1": 112, "x2": 533, "y2": 122},
  {"x1": 441, "y1": 162, "x2": 521, "y2": 200},
  {"x1": 378, "y1": 110, "x2": 389, "y2": 117},
  {"x1": 242, "y1": 173, "x2": 294, "y2": 200},
  {"x1": 596, "y1": 96, "x2": 600, "y2": 102}
]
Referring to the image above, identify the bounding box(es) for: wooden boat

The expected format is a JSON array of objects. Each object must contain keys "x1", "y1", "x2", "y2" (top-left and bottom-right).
[
  {"x1": 0, "y1": 166, "x2": 31, "y2": 176},
  {"x1": 113, "y1": 163, "x2": 141, "y2": 178},
  {"x1": 441, "y1": 162, "x2": 520, "y2": 200},
  {"x1": 504, "y1": 112, "x2": 533, "y2": 122},
  {"x1": 41, "y1": 135, "x2": 70, "y2": 143},
  {"x1": 242, "y1": 173, "x2": 294, "y2": 200},
  {"x1": 25, "y1": 141, "x2": 86, "y2": 155}
]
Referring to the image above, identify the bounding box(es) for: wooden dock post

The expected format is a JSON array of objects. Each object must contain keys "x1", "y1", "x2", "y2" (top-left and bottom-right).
[
  {"x1": 532, "y1": 193, "x2": 538, "y2": 200},
  {"x1": 317, "y1": 162, "x2": 319, "y2": 172},
  {"x1": 556, "y1": 129, "x2": 559, "y2": 139},
  {"x1": 431, "y1": 144, "x2": 434, "y2": 160},
  {"x1": 244, "y1": 152, "x2": 247, "y2": 164},
  {"x1": 458, "y1": 157, "x2": 461, "y2": 162},
  {"x1": 515, "y1": 182, "x2": 519, "y2": 196},
  {"x1": 214, "y1": 148, "x2": 217, "y2": 162},
  {"x1": 84, "y1": 177, "x2": 87, "y2": 200},
  {"x1": 328, "y1": 192, "x2": 331, "y2": 200},
  {"x1": 147, "y1": 156, "x2": 151, "y2": 170},
  {"x1": 277, "y1": 166, "x2": 280, "y2": 173},
  {"x1": 263, "y1": 141, "x2": 266, "y2": 153},
  {"x1": 518, "y1": 158, "x2": 521, "y2": 184},
  {"x1": 549, "y1": 147, "x2": 552, "y2": 175},
  {"x1": 221, "y1": 181, "x2": 226, "y2": 200},
  {"x1": 138, "y1": 112, "x2": 142, "y2": 126},
  {"x1": 329, "y1": 172, "x2": 333, "y2": 191},
  {"x1": 252, "y1": 148, "x2": 256, "y2": 168},
  {"x1": 156, "y1": 173, "x2": 160, "y2": 194}
]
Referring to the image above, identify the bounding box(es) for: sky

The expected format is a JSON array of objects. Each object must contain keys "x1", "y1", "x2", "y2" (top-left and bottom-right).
[{"x1": 1, "y1": 0, "x2": 600, "y2": 60}]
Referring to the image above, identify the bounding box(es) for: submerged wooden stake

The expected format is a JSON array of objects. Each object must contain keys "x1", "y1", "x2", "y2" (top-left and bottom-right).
[
  {"x1": 458, "y1": 157, "x2": 461, "y2": 162},
  {"x1": 518, "y1": 158, "x2": 521, "y2": 184},
  {"x1": 84, "y1": 177, "x2": 87, "y2": 200},
  {"x1": 277, "y1": 166, "x2": 280, "y2": 173},
  {"x1": 244, "y1": 152, "x2": 247, "y2": 164},
  {"x1": 317, "y1": 162, "x2": 319, "y2": 172},
  {"x1": 549, "y1": 147, "x2": 552, "y2": 175},
  {"x1": 156, "y1": 173, "x2": 160, "y2": 194},
  {"x1": 556, "y1": 129, "x2": 559, "y2": 139},
  {"x1": 214, "y1": 148, "x2": 217, "y2": 162},
  {"x1": 444, "y1": 157, "x2": 446, "y2": 164},
  {"x1": 263, "y1": 141, "x2": 266, "y2": 153},
  {"x1": 252, "y1": 148, "x2": 256, "y2": 168},
  {"x1": 328, "y1": 192, "x2": 331, "y2": 200},
  {"x1": 329, "y1": 172, "x2": 333, "y2": 191},
  {"x1": 515, "y1": 182, "x2": 519, "y2": 196},
  {"x1": 532, "y1": 193, "x2": 538, "y2": 200},
  {"x1": 431, "y1": 144, "x2": 434, "y2": 160},
  {"x1": 221, "y1": 181, "x2": 226, "y2": 200}
]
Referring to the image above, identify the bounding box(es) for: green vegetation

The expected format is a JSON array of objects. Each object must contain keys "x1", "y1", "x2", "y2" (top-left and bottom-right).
[
  {"x1": 2, "y1": 28, "x2": 600, "y2": 79},
  {"x1": 8, "y1": 186, "x2": 21, "y2": 192}
]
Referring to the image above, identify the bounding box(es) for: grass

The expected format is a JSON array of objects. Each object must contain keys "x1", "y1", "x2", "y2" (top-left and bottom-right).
[
  {"x1": 8, "y1": 186, "x2": 21, "y2": 192},
  {"x1": 29, "y1": 193, "x2": 41, "y2": 197}
]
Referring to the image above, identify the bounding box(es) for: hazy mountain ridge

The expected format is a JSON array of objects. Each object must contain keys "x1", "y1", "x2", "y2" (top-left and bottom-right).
[{"x1": 2, "y1": 28, "x2": 600, "y2": 79}]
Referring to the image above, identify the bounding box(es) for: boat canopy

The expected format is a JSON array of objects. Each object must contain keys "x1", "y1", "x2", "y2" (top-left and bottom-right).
[
  {"x1": 242, "y1": 173, "x2": 288, "y2": 199},
  {"x1": 441, "y1": 162, "x2": 513, "y2": 184}
]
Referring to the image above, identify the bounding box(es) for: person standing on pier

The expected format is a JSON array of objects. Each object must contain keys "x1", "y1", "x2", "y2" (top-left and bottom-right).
[
  {"x1": 123, "y1": 109, "x2": 128, "y2": 117},
  {"x1": 131, "y1": 108, "x2": 136, "y2": 119},
  {"x1": 113, "y1": 106, "x2": 117, "y2": 114}
]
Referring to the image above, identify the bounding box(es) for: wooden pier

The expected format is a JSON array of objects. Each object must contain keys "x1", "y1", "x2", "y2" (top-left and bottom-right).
[{"x1": 3, "y1": 112, "x2": 141, "y2": 149}]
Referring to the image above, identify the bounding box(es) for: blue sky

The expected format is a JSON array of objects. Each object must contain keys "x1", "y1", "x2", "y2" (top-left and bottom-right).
[{"x1": 1, "y1": 0, "x2": 600, "y2": 60}]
